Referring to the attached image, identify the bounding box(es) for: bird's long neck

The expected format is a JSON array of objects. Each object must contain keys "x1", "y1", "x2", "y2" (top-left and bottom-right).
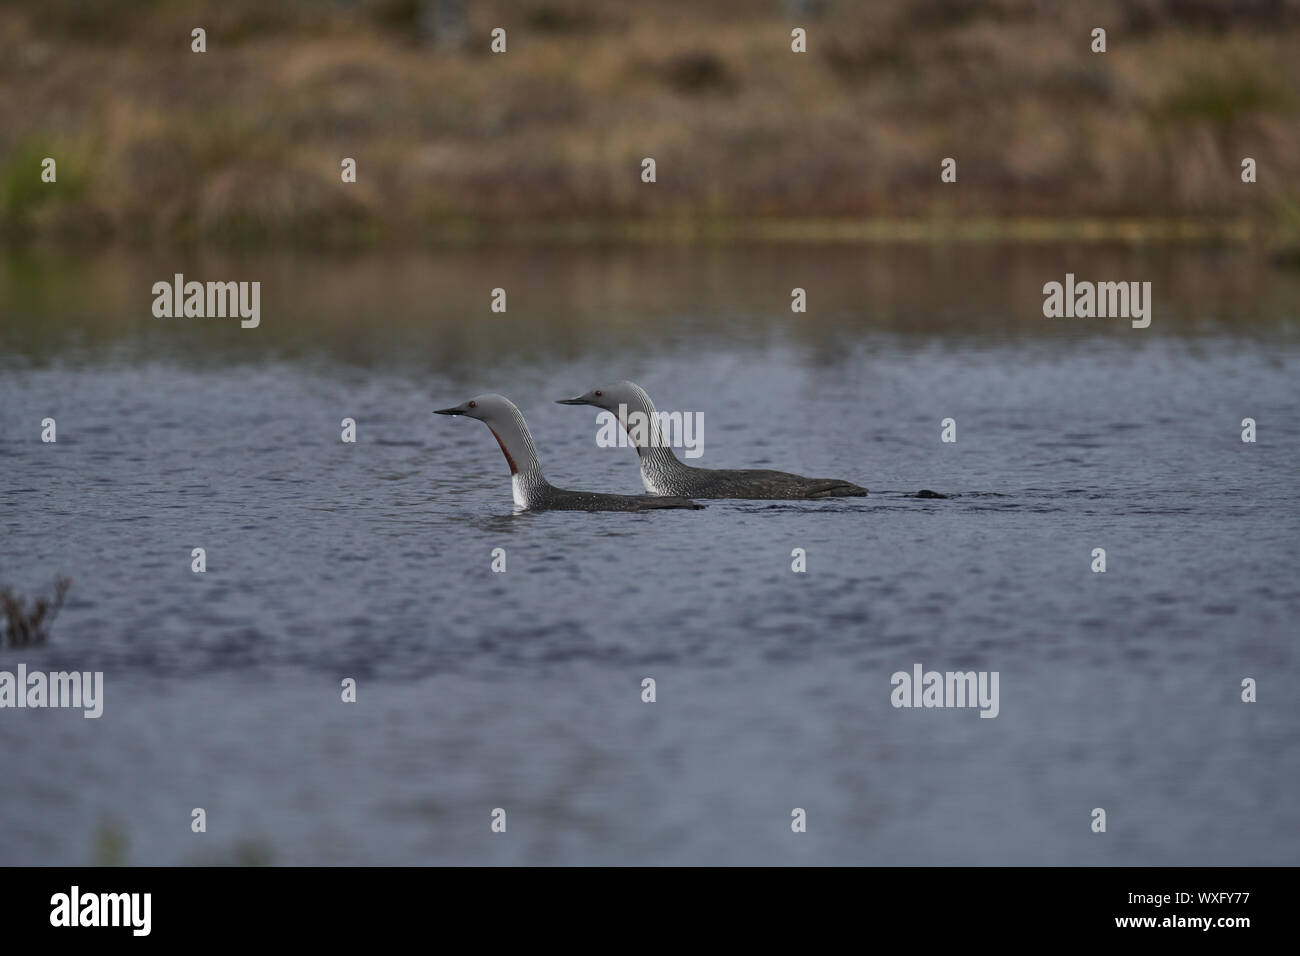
[
  {"x1": 619, "y1": 386, "x2": 685, "y2": 477},
  {"x1": 487, "y1": 404, "x2": 549, "y2": 506}
]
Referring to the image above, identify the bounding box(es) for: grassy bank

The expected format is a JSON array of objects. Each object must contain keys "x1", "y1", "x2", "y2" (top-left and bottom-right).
[{"x1": 2, "y1": 0, "x2": 1299, "y2": 247}]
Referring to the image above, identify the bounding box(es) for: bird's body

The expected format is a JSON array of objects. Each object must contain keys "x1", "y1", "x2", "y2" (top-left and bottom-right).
[
  {"x1": 642, "y1": 461, "x2": 867, "y2": 500},
  {"x1": 558, "y1": 381, "x2": 869, "y2": 500},
  {"x1": 435, "y1": 394, "x2": 703, "y2": 512}
]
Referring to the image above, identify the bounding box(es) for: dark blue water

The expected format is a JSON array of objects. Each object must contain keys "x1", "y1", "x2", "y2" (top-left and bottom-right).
[{"x1": 2, "y1": 245, "x2": 1298, "y2": 864}]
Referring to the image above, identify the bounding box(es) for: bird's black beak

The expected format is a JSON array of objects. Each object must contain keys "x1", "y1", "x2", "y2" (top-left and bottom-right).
[
  {"x1": 556, "y1": 396, "x2": 589, "y2": 406},
  {"x1": 434, "y1": 407, "x2": 463, "y2": 416}
]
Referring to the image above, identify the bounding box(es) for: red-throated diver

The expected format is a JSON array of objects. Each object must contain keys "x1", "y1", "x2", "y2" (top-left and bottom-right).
[
  {"x1": 435, "y1": 394, "x2": 704, "y2": 512},
  {"x1": 557, "y1": 381, "x2": 870, "y2": 500}
]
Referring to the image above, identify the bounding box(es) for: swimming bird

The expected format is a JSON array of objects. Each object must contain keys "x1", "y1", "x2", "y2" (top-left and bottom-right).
[
  {"x1": 556, "y1": 381, "x2": 870, "y2": 499},
  {"x1": 435, "y1": 394, "x2": 704, "y2": 512}
]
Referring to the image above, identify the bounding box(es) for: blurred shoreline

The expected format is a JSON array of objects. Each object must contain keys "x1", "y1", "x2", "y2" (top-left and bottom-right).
[{"x1": 2, "y1": 0, "x2": 1299, "y2": 251}]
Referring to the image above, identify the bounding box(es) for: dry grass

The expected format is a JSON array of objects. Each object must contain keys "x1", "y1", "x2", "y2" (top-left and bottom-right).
[{"x1": 1, "y1": 0, "x2": 1298, "y2": 246}]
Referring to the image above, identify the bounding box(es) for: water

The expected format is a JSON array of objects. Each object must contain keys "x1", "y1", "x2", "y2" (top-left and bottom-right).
[{"x1": 2, "y1": 244, "x2": 1298, "y2": 865}]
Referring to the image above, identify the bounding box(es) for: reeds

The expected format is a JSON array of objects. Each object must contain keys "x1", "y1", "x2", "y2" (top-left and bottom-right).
[{"x1": 1, "y1": 577, "x2": 71, "y2": 648}]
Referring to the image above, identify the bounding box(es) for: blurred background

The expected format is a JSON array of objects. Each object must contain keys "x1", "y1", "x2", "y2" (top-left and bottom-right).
[
  {"x1": 2, "y1": 0, "x2": 1300, "y2": 246},
  {"x1": 1, "y1": 1, "x2": 1298, "y2": 867}
]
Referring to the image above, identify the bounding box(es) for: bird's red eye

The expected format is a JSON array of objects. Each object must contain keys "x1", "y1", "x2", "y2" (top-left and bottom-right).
[
  {"x1": 468, "y1": 401, "x2": 477, "y2": 409},
  {"x1": 594, "y1": 390, "x2": 602, "y2": 398}
]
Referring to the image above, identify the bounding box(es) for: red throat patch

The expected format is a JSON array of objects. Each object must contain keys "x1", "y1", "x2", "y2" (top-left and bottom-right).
[{"x1": 489, "y1": 428, "x2": 518, "y2": 474}]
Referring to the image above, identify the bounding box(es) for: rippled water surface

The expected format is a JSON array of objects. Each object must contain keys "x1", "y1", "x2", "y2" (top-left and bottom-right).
[{"x1": 1, "y1": 244, "x2": 1297, "y2": 864}]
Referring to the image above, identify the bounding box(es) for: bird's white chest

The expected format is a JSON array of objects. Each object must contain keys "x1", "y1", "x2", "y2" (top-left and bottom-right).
[{"x1": 511, "y1": 474, "x2": 530, "y2": 509}]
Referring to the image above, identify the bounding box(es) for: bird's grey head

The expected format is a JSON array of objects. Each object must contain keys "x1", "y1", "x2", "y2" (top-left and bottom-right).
[
  {"x1": 433, "y1": 393, "x2": 517, "y2": 422},
  {"x1": 434, "y1": 393, "x2": 536, "y2": 478},
  {"x1": 556, "y1": 380, "x2": 650, "y2": 413}
]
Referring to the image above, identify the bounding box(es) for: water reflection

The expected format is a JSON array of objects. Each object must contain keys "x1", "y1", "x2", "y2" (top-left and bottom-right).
[{"x1": 2, "y1": 244, "x2": 1297, "y2": 377}]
